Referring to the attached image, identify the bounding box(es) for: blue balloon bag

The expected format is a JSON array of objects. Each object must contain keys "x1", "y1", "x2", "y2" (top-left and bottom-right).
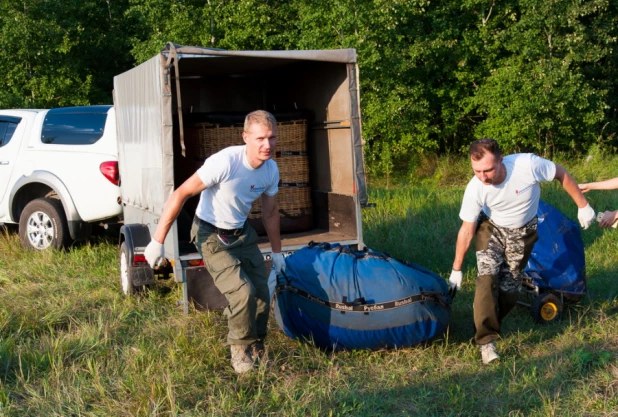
[{"x1": 272, "y1": 242, "x2": 452, "y2": 351}]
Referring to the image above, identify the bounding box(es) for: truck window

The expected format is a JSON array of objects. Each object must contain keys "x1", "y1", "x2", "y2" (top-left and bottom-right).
[
  {"x1": 41, "y1": 112, "x2": 107, "y2": 145},
  {"x1": 0, "y1": 117, "x2": 20, "y2": 147}
]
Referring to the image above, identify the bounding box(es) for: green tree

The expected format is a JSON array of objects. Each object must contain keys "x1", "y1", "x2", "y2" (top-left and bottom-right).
[
  {"x1": 464, "y1": 0, "x2": 616, "y2": 155},
  {"x1": 0, "y1": 0, "x2": 136, "y2": 108}
]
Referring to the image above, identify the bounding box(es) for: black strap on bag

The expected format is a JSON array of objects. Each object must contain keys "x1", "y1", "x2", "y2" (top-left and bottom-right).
[
  {"x1": 287, "y1": 243, "x2": 452, "y2": 311},
  {"x1": 275, "y1": 281, "x2": 450, "y2": 314}
]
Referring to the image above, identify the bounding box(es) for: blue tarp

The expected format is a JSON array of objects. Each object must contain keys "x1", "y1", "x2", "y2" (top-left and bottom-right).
[
  {"x1": 524, "y1": 200, "x2": 586, "y2": 295},
  {"x1": 272, "y1": 242, "x2": 452, "y2": 351}
]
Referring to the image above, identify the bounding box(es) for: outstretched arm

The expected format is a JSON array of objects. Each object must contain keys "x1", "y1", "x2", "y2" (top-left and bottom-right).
[
  {"x1": 153, "y1": 173, "x2": 207, "y2": 244},
  {"x1": 553, "y1": 165, "x2": 589, "y2": 208},
  {"x1": 449, "y1": 220, "x2": 476, "y2": 290},
  {"x1": 144, "y1": 173, "x2": 207, "y2": 268},
  {"x1": 261, "y1": 193, "x2": 285, "y2": 273},
  {"x1": 579, "y1": 177, "x2": 618, "y2": 193},
  {"x1": 452, "y1": 221, "x2": 476, "y2": 272},
  {"x1": 260, "y1": 194, "x2": 282, "y2": 254},
  {"x1": 554, "y1": 164, "x2": 596, "y2": 229}
]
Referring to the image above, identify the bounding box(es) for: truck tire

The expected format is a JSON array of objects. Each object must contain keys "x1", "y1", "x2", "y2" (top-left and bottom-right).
[
  {"x1": 19, "y1": 197, "x2": 70, "y2": 250},
  {"x1": 119, "y1": 241, "x2": 146, "y2": 296}
]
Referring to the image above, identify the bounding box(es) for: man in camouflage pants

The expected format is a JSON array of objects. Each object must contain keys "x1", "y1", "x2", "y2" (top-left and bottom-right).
[{"x1": 448, "y1": 139, "x2": 596, "y2": 364}]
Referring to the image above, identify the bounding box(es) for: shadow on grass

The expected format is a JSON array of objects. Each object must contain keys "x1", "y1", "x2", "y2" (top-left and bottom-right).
[{"x1": 322, "y1": 343, "x2": 618, "y2": 416}]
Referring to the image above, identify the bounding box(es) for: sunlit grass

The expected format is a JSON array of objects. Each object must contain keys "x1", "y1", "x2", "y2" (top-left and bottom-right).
[{"x1": 1, "y1": 154, "x2": 617, "y2": 416}]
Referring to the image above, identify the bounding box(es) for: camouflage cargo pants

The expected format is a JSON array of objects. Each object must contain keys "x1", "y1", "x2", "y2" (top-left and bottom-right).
[
  {"x1": 191, "y1": 216, "x2": 270, "y2": 346},
  {"x1": 474, "y1": 215, "x2": 538, "y2": 345}
]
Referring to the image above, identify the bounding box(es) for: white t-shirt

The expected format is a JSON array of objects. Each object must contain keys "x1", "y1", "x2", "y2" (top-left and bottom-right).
[
  {"x1": 195, "y1": 145, "x2": 279, "y2": 229},
  {"x1": 459, "y1": 153, "x2": 556, "y2": 228}
]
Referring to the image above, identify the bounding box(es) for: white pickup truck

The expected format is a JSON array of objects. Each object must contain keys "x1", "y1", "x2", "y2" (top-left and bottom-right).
[{"x1": 0, "y1": 106, "x2": 122, "y2": 250}]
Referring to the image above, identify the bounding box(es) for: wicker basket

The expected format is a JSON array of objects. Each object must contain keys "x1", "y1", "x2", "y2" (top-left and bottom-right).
[
  {"x1": 249, "y1": 186, "x2": 312, "y2": 219},
  {"x1": 185, "y1": 119, "x2": 308, "y2": 159},
  {"x1": 183, "y1": 123, "x2": 245, "y2": 159},
  {"x1": 275, "y1": 155, "x2": 310, "y2": 184},
  {"x1": 277, "y1": 120, "x2": 307, "y2": 152}
]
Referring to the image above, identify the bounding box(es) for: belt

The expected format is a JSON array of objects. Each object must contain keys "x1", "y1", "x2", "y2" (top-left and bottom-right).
[{"x1": 199, "y1": 218, "x2": 244, "y2": 236}]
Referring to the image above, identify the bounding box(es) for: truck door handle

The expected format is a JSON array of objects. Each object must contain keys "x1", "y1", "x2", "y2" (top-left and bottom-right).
[{"x1": 0, "y1": 161, "x2": 9, "y2": 165}]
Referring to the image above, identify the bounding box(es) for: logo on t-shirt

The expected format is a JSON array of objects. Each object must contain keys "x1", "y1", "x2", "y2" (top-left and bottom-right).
[
  {"x1": 250, "y1": 185, "x2": 266, "y2": 193},
  {"x1": 515, "y1": 185, "x2": 533, "y2": 196}
]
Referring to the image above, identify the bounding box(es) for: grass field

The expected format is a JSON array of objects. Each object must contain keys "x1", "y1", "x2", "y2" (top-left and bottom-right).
[{"x1": 1, "y1": 154, "x2": 617, "y2": 416}]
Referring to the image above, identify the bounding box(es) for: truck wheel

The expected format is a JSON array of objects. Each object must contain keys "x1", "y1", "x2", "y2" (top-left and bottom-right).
[
  {"x1": 530, "y1": 293, "x2": 563, "y2": 324},
  {"x1": 19, "y1": 198, "x2": 69, "y2": 250},
  {"x1": 119, "y1": 241, "x2": 146, "y2": 296}
]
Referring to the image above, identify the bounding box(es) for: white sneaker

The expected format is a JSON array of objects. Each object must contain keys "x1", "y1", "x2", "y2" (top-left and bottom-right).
[
  {"x1": 230, "y1": 344, "x2": 254, "y2": 374},
  {"x1": 480, "y1": 341, "x2": 500, "y2": 364}
]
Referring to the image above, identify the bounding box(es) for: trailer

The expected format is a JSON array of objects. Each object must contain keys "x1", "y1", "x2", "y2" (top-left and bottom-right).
[{"x1": 113, "y1": 43, "x2": 368, "y2": 312}]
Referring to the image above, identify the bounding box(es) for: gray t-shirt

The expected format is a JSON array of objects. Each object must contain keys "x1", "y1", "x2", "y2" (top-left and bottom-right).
[{"x1": 196, "y1": 145, "x2": 279, "y2": 229}]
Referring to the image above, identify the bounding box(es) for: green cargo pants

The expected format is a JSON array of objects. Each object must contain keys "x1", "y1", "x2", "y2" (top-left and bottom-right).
[
  {"x1": 191, "y1": 216, "x2": 270, "y2": 346},
  {"x1": 474, "y1": 215, "x2": 538, "y2": 345}
]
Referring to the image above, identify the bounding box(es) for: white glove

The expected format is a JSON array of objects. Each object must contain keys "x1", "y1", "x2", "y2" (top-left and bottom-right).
[
  {"x1": 144, "y1": 238, "x2": 165, "y2": 269},
  {"x1": 272, "y1": 252, "x2": 286, "y2": 275},
  {"x1": 577, "y1": 203, "x2": 596, "y2": 230},
  {"x1": 449, "y1": 269, "x2": 463, "y2": 291}
]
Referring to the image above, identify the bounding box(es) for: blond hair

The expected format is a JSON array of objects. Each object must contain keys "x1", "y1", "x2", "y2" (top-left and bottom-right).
[{"x1": 244, "y1": 110, "x2": 277, "y2": 132}]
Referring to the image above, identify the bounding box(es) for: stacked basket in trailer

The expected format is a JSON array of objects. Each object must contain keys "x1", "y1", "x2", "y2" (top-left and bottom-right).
[{"x1": 113, "y1": 43, "x2": 368, "y2": 312}]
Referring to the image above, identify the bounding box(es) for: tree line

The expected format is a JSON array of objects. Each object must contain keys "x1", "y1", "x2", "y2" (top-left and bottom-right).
[{"x1": 1, "y1": 0, "x2": 617, "y2": 173}]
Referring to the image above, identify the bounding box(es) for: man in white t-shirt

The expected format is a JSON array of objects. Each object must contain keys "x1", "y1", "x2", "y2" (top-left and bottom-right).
[
  {"x1": 448, "y1": 138, "x2": 595, "y2": 364},
  {"x1": 143, "y1": 110, "x2": 285, "y2": 374}
]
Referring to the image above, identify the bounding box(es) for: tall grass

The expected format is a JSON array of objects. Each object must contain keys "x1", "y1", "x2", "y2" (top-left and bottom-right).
[{"x1": 1, "y1": 154, "x2": 617, "y2": 416}]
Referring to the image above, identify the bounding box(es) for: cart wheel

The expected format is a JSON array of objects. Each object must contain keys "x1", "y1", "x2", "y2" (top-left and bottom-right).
[
  {"x1": 119, "y1": 242, "x2": 147, "y2": 296},
  {"x1": 530, "y1": 293, "x2": 563, "y2": 324}
]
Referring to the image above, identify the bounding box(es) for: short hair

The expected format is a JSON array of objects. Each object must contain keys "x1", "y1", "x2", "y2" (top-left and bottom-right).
[
  {"x1": 244, "y1": 110, "x2": 277, "y2": 132},
  {"x1": 469, "y1": 138, "x2": 501, "y2": 161}
]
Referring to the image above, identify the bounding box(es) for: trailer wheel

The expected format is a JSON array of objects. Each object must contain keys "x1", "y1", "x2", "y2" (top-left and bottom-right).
[
  {"x1": 19, "y1": 198, "x2": 70, "y2": 250},
  {"x1": 531, "y1": 293, "x2": 563, "y2": 324},
  {"x1": 120, "y1": 242, "x2": 146, "y2": 296}
]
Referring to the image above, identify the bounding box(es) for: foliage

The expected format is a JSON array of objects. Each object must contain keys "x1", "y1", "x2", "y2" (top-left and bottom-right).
[
  {"x1": 117, "y1": 0, "x2": 618, "y2": 172},
  {"x1": 2, "y1": 0, "x2": 618, "y2": 173},
  {"x1": 0, "y1": 0, "x2": 136, "y2": 108},
  {"x1": 466, "y1": 0, "x2": 615, "y2": 156}
]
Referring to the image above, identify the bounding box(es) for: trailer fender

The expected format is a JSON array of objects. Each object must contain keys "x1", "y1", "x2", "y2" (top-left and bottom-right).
[{"x1": 119, "y1": 224, "x2": 155, "y2": 287}]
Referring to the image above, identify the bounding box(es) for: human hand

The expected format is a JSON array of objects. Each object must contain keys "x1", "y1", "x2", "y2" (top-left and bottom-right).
[
  {"x1": 448, "y1": 269, "x2": 463, "y2": 291},
  {"x1": 577, "y1": 203, "x2": 596, "y2": 229},
  {"x1": 597, "y1": 210, "x2": 618, "y2": 229},
  {"x1": 271, "y1": 252, "x2": 286, "y2": 275},
  {"x1": 578, "y1": 183, "x2": 592, "y2": 193},
  {"x1": 144, "y1": 239, "x2": 165, "y2": 268}
]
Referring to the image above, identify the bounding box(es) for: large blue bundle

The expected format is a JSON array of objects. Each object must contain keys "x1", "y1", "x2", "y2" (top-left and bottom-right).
[
  {"x1": 272, "y1": 242, "x2": 452, "y2": 351},
  {"x1": 524, "y1": 200, "x2": 586, "y2": 294}
]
